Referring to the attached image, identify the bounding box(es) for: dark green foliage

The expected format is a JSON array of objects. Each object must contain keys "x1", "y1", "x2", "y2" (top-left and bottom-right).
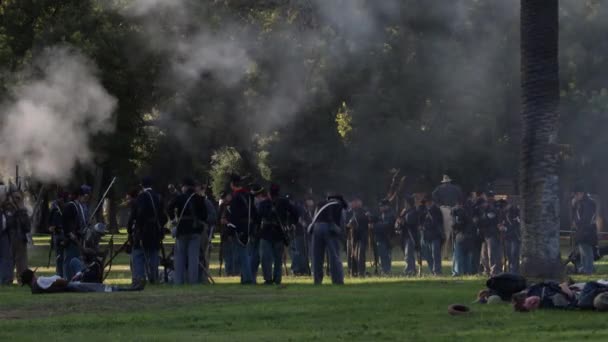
[{"x1": 0, "y1": 1, "x2": 606, "y2": 200}]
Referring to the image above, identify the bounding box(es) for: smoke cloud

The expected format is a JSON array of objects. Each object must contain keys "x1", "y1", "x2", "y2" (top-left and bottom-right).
[
  {"x1": 110, "y1": 0, "x2": 403, "y2": 135},
  {"x1": 0, "y1": 47, "x2": 117, "y2": 184}
]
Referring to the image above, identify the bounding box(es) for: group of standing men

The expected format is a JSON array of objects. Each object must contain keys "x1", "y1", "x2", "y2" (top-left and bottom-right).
[
  {"x1": 5, "y1": 172, "x2": 601, "y2": 287},
  {"x1": 0, "y1": 183, "x2": 31, "y2": 285},
  {"x1": 339, "y1": 176, "x2": 524, "y2": 278}
]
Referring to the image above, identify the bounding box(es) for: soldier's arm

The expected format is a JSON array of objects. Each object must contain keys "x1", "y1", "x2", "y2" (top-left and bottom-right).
[
  {"x1": 287, "y1": 202, "x2": 300, "y2": 225},
  {"x1": 432, "y1": 188, "x2": 440, "y2": 205},
  {"x1": 157, "y1": 195, "x2": 168, "y2": 227},
  {"x1": 167, "y1": 197, "x2": 178, "y2": 221}
]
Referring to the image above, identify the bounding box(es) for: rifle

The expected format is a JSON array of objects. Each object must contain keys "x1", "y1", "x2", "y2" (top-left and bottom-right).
[
  {"x1": 303, "y1": 231, "x2": 311, "y2": 275},
  {"x1": 46, "y1": 236, "x2": 54, "y2": 268},
  {"x1": 404, "y1": 226, "x2": 422, "y2": 277},
  {"x1": 95, "y1": 177, "x2": 117, "y2": 281},
  {"x1": 417, "y1": 246, "x2": 423, "y2": 277},
  {"x1": 160, "y1": 239, "x2": 169, "y2": 283},
  {"x1": 87, "y1": 177, "x2": 117, "y2": 227},
  {"x1": 367, "y1": 221, "x2": 379, "y2": 275},
  {"x1": 205, "y1": 224, "x2": 215, "y2": 275},
  {"x1": 283, "y1": 248, "x2": 289, "y2": 277},
  {"x1": 102, "y1": 239, "x2": 129, "y2": 281},
  {"x1": 218, "y1": 231, "x2": 224, "y2": 276},
  {"x1": 199, "y1": 260, "x2": 215, "y2": 284}
]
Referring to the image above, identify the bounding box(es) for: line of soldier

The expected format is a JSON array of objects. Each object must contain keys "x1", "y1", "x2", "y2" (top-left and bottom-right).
[
  {"x1": 5, "y1": 173, "x2": 600, "y2": 287},
  {"x1": 0, "y1": 182, "x2": 31, "y2": 285},
  {"x1": 342, "y1": 176, "x2": 526, "y2": 278}
]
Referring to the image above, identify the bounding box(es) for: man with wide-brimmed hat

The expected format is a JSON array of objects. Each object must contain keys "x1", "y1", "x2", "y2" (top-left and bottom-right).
[{"x1": 432, "y1": 175, "x2": 464, "y2": 260}]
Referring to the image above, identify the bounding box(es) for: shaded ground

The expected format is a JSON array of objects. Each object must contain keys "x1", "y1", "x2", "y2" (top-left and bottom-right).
[
  {"x1": 0, "y1": 238, "x2": 607, "y2": 341},
  {"x1": 2, "y1": 277, "x2": 608, "y2": 341}
]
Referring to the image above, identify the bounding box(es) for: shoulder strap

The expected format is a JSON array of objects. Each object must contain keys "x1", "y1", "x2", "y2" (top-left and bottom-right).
[
  {"x1": 175, "y1": 194, "x2": 196, "y2": 228},
  {"x1": 69, "y1": 201, "x2": 86, "y2": 230},
  {"x1": 144, "y1": 190, "x2": 162, "y2": 230},
  {"x1": 307, "y1": 201, "x2": 340, "y2": 234}
]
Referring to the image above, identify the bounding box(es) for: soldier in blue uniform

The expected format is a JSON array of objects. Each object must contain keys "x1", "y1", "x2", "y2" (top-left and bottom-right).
[
  {"x1": 256, "y1": 184, "x2": 298, "y2": 285},
  {"x1": 370, "y1": 199, "x2": 396, "y2": 275},
  {"x1": 396, "y1": 196, "x2": 420, "y2": 276},
  {"x1": 476, "y1": 195, "x2": 502, "y2": 276},
  {"x1": 130, "y1": 177, "x2": 167, "y2": 284},
  {"x1": 421, "y1": 197, "x2": 444, "y2": 275},
  {"x1": 309, "y1": 194, "x2": 346, "y2": 285},
  {"x1": 346, "y1": 195, "x2": 369, "y2": 277},
  {"x1": 572, "y1": 188, "x2": 598, "y2": 274},
  {"x1": 451, "y1": 200, "x2": 474, "y2": 276},
  {"x1": 224, "y1": 175, "x2": 259, "y2": 284},
  {"x1": 501, "y1": 199, "x2": 521, "y2": 274},
  {"x1": 167, "y1": 178, "x2": 207, "y2": 285},
  {"x1": 62, "y1": 185, "x2": 91, "y2": 280},
  {"x1": 49, "y1": 192, "x2": 68, "y2": 277},
  {"x1": 219, "y1": 191, "x2": 240, "y2": 276}
]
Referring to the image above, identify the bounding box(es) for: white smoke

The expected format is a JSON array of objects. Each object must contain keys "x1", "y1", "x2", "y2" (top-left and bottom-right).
[
  {"x1": 107, "y1": 0, "x2": 399, "y2": 134},
  {"x1": 0, "y1": 47, "x2": 117, "y2": 183},
  {"x1": 118, "y1": 0, "x2": 253, "y2": 88}
]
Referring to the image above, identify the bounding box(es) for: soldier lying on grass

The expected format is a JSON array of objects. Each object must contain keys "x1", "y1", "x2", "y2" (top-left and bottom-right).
[
  {"x1": 20, "y1": 269, "x2": 145, "y2": 294},
  {"x1": 511, "y1": 280, "x2": 608, "y2": 312},
  {"x1": 474, "y1": 273, "x2": 608, "y2": 312}
]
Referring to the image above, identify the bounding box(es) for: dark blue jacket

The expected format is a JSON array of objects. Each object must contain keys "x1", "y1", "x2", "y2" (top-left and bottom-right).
[
  {"x1": 227, "y1": 190, "x2": 258, "y2": 244},
  {"x1": 314, "y1": 200, "x2": 344, "y2": 226},
  {"x1": 372, "y1": 210, "x2": 396, "y2": 241},
  {"x1": 573, "y1": 196, "x2": 597, "y2": 245},
  {"x1": 131, "y1": 189, "x2": 167, "y2": 248},
  {"x1": 477, "y1": 204, "x2": 500, "y2": 239},
  {"x1": 167, "y1": 190, "x2": 207, "y2": 237},
  {"x1": 257, "y1": 197, "x2": 298, "y2": 242},
  {"x1": 422, "y1": 205, "x2": 443, "y2": 242},
  {"x1": 451, "y1": 206, "x2": 474, "y2": 245},
  {"x1": 348, "y1": 207, "x2": 370, "y2": 241},
  {"x1": 399, "y1": 207, "x2": 420, "y2": 246},
  {"x1": 432, "y1": 183, "x2": 464, "y2": 207},
  {"x1": 503, "y1": 206, "x2": 521, "y2": 241}
]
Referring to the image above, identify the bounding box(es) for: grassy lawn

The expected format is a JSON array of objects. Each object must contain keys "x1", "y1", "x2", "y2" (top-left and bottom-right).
[{"x1": 1, "y1": 238, "x2": 608, "y2": 341}]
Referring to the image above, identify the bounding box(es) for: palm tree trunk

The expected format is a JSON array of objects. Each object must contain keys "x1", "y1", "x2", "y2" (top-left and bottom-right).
[{"x1": 519, "y1": 0, "x2": 562, "y2": 278}]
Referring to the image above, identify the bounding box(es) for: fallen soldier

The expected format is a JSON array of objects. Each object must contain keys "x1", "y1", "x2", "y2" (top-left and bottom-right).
[
  {"x1": 20, "y1": 269, "x2": 145, "y2": 294},
  {"x1": 512, "y1": 280, "x2": 608, "y2": 312},
  {"x1": 474, "y1": 273, "x2": 528, "y2": 304},
  {"x1": 474, "y1": 273, "x2": 608, "y2": 312}
]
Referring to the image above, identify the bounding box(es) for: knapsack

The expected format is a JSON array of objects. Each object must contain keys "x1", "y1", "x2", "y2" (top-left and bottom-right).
[{"x1": 486, "y1": 273, "x2": 528, "y2": 300}]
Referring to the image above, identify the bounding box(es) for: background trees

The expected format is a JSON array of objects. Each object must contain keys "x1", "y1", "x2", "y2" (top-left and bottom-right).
[{"x1": 0, "y1": 1, "x2": 606, "y2": 218}]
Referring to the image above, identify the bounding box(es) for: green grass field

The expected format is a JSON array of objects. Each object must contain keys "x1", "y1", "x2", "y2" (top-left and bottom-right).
[{"x1": 1, "y1": 235, "x2": 608, "y2": 341}]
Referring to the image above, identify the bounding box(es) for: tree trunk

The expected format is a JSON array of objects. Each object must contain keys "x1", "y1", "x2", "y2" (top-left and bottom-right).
[
  {"x1": 519, "y1": 0, "x2": 562, "y2": 279},
  {"x1": 106, "y1": 190, "x2": 119, "y2": 234}
]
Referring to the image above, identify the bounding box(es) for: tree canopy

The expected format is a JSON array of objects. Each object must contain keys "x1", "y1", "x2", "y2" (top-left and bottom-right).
[{"x1": 0, "y1": 0, "x2": 606, "y2": 204}]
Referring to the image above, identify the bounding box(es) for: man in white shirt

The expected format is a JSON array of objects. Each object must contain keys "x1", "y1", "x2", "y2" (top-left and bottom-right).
[{"x1": 20, "y1": 269, "x2": 145, "y2": 294}]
